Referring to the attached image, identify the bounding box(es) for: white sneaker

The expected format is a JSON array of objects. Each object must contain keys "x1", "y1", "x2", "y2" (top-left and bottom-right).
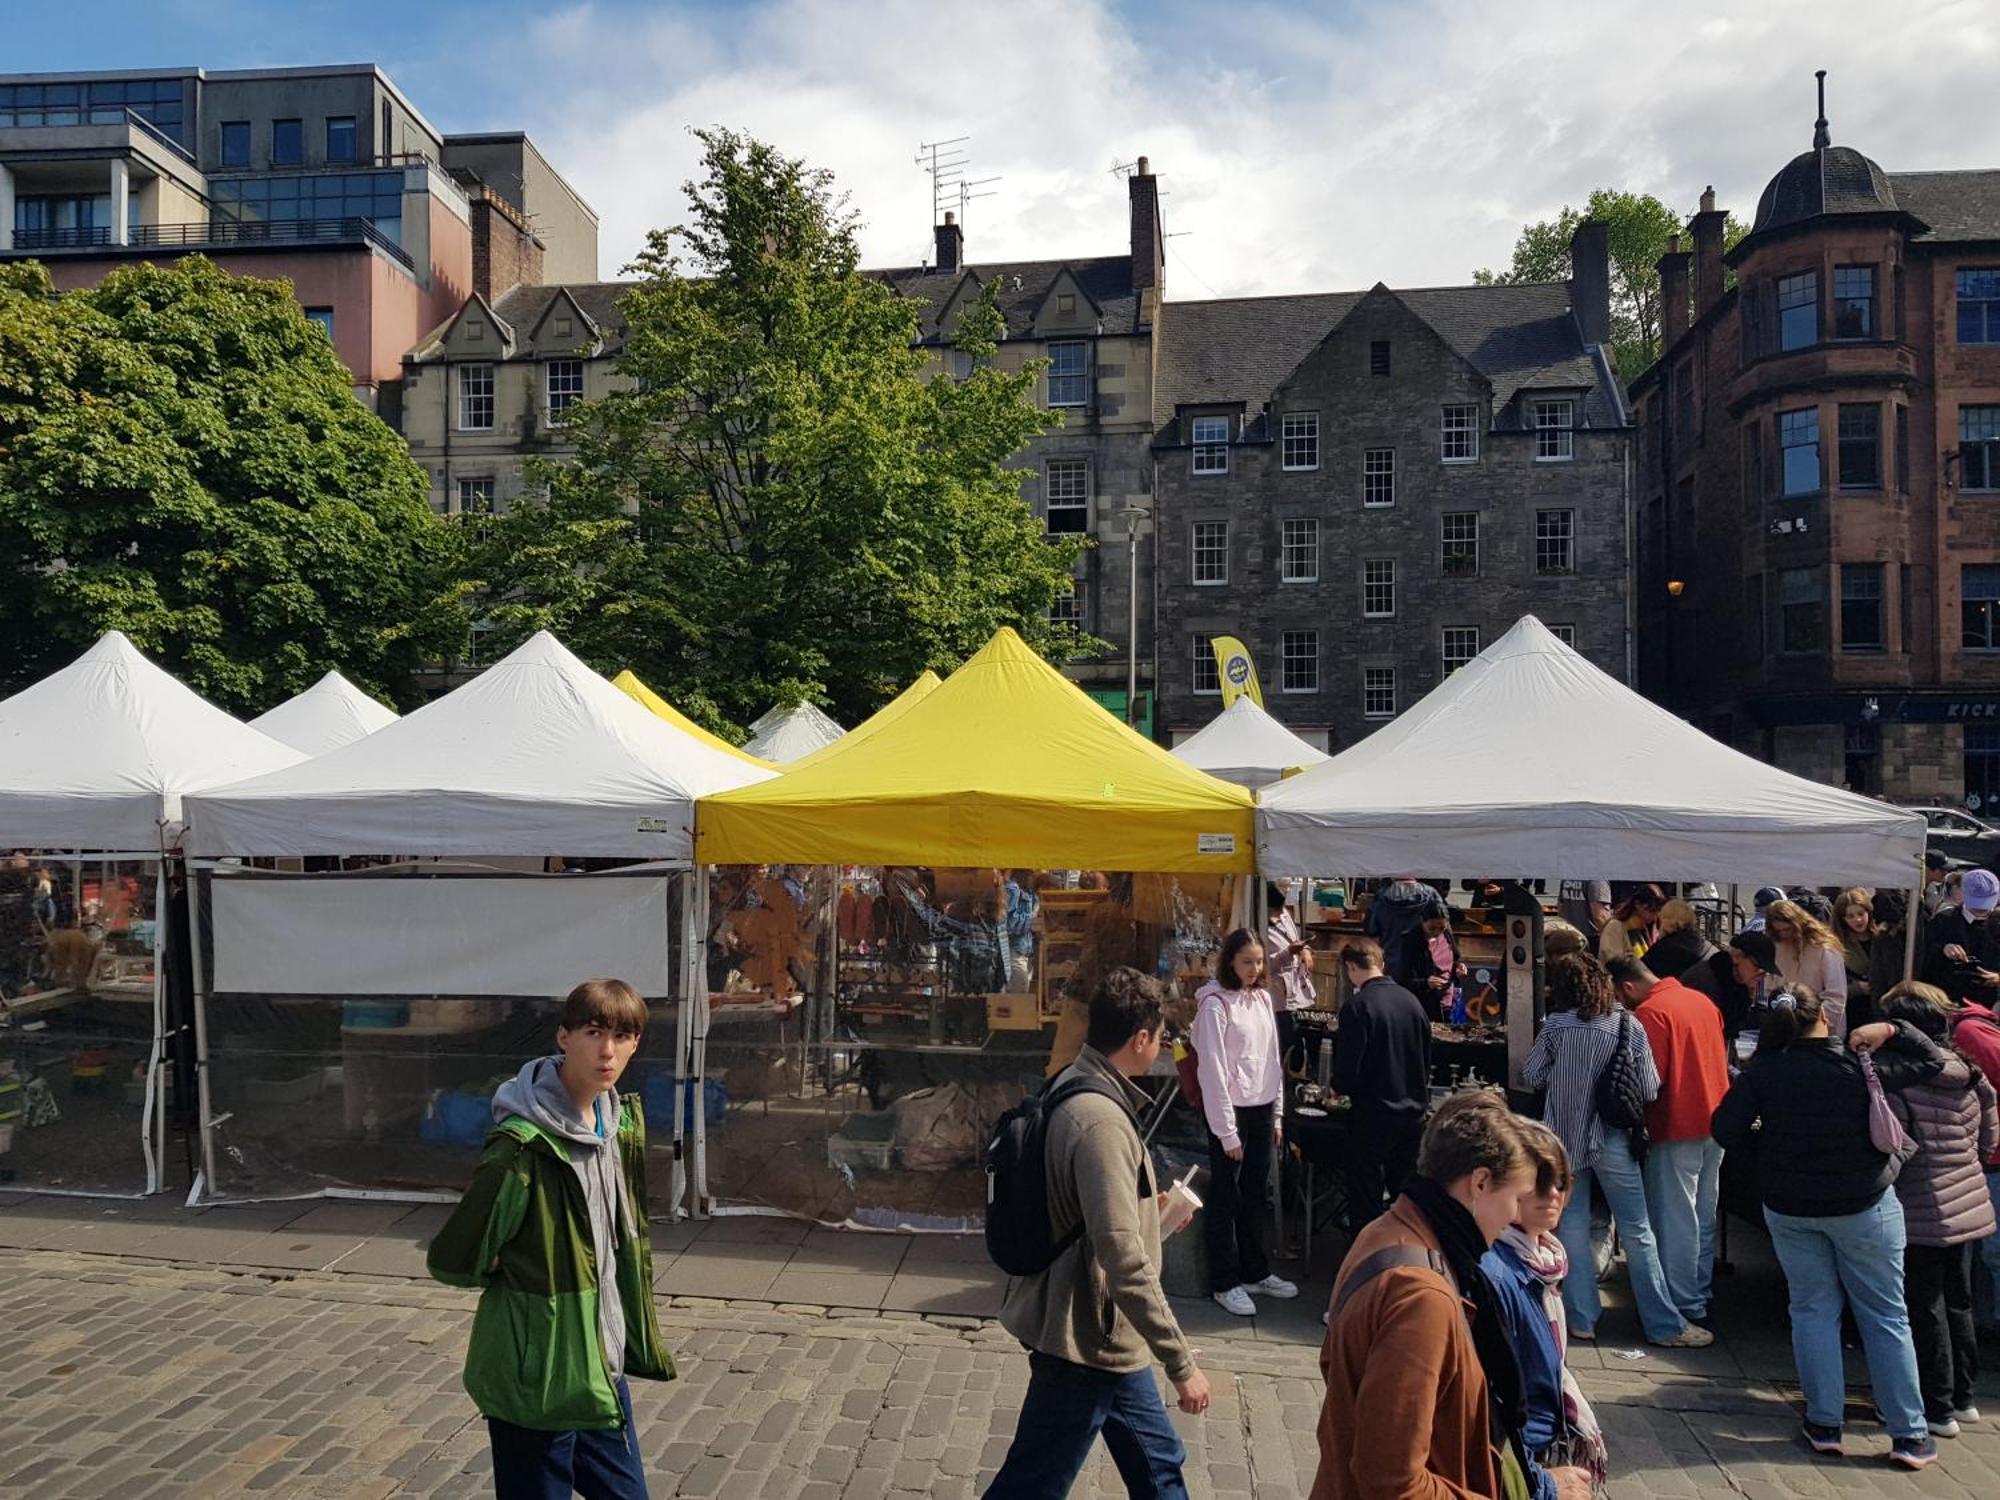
[
  {"x1": 1952, "y1": 1405, "x2": 1982, "y2": 1424},
  {"x1": 1213, "y1": 1286, "x2": 1256, "y2": 1316},
  {"x1": 1245, "y1": 1274, "x2": 1299, "y2": 1300}
]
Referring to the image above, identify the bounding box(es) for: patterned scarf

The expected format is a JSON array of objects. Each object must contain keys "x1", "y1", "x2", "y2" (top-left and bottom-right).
[{"x1": 1498, "y1": 1225, "x2": 1609, "y2": 1488}]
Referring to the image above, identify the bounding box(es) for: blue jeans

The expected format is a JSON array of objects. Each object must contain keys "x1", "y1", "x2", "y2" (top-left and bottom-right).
[
  {"x1": 487, "y1": 1376, "x2": 650, "y2": 1500},
  {"x1": 983, "y1": 1352, "x2": 1188, "y2": 1499},
  {"x1": 1643, "y1": 1136, "x2": 1723, "y2": 1320},
  {"x1": 1556, "y1": 1129, "x2": 1687, "y2": 1342},
  {"x1": 1978, "y1": 1169, "x2": 2000, "y2": 1330},
  {"x1": 1763, "y1": 1196, "x2": 1927, "y2": 1440}
]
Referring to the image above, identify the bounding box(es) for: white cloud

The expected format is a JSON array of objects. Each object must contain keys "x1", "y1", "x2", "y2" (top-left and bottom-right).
[{"x1": 493, "y1": 0, "x2": 2000, "y2": 295}]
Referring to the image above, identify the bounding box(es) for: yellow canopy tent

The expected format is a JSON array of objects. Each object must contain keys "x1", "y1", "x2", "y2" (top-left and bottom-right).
[
  {"x1": 698, "y1": 629, "x2": 1255, "y2": 872},
  {"x1": 783, "y1": 669, "x2": 942, "y2": 771},
  {"x1": 612, "y1": 670, "x2": 775, "y2": 770}
]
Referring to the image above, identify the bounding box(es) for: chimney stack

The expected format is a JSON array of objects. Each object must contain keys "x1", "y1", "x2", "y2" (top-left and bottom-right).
[
  {"x1": 1129, "y1": 155, "x2": 1163, "y2": 325},
  {"x1": 1568, "y1": 218, "x2": 1612, "y2": 348},
  {"x1": 934, "y1": 211, "x2": 963, "y2": 275},
  {"x1": 1656, "y1": 233, "x2": 1692, "y2": 352},
  {"x1": 1690, "y1": 186, "x2": 1727, "y2": 321}
]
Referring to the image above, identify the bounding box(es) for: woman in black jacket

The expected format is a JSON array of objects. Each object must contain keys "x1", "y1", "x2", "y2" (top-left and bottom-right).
[
  {"x1": 1398, "y1": 897, "x2": 1466, "y2": 1022},
  {"x1": 1711, "y1": 985, "x2": 1949, "y2": 1468}
]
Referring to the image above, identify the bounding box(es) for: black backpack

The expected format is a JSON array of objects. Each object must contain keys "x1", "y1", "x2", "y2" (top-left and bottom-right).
[
  {"x1": 985, "y1": 1073, "x2": 1133, "y2": 1276},
  {"x1": 1593, "y1": 1010, "x2": 1651, "y2": 1156}
]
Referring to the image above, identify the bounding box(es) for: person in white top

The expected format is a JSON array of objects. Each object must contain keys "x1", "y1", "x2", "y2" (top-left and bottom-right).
[
  {"x1": 1766, "y1": 898, "x2": 1850, "y2": 1035},
  {"x1": 1192, "y1": 929, "x2": 1298, "y2": 1316}
]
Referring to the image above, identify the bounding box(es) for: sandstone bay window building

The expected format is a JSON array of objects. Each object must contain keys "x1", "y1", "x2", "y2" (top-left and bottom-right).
[
  {"x1": 1151, "y1": 220, "x2": 1633, "y2": 749},
  {"x1": 1630, "y1": 96, "x2": 2000, "y2": 804}
]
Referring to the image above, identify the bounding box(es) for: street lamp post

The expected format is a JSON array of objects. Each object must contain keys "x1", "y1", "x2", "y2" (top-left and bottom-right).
[{"x1": 1119, "y1": 503, "x2": 1148, "y2": 730}]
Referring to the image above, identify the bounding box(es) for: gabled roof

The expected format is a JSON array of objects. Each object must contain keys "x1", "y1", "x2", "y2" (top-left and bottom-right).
[
  {"x1": 524, "y1": 285, "x2": 603, "y2": 347},
  {"x1": 408, "y1": 282, "x2": 633, "y2": 363},
  {"x1": 873, "y1": 255, "x2": 1141, "y2": 343},
  {"x1": 1154, "y1": 281, "x2": 1616, "y2": 430},
  {"x1": 1890, "y1": 170, "x2": 2000, "y2": 243}
]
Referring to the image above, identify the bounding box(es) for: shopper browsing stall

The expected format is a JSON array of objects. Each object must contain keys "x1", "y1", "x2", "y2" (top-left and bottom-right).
[
  {"x1": 1192, "y1": 930, "x2": 1298, "y2": 1317},
  {"x1": 1767, "y1": 900, "x2": 1851, "y2": 1035},
  {"x1": 1331, "y1": 936, "x2": 1432, "y2": 1233},
  {"x1": 1400, "y1": 896, "x2": 1468, "y2": 1022}
]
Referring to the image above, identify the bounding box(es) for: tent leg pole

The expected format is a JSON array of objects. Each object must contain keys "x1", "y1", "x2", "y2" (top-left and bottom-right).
[
  {"x1": 690, "y1": 875, "x2": 712, "y2": 1219},
  {"x1": 672, "y1": 873, "x2": 697, "y2": 1221},
  {"x1": 188, "y1": 870, "x2": 219, "y2": 1200},
  {"x1": 1904, "y1": 884, "x2": 1921, "y2": 982},
  {"x1": 140, "y1": 855, "x2": 166, "y2": 1194}
]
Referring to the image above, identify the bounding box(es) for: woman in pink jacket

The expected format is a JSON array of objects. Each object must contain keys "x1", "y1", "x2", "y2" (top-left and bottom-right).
[{"x1": 1194, "y1": 928, "x2": 1299, "y2": 1316}]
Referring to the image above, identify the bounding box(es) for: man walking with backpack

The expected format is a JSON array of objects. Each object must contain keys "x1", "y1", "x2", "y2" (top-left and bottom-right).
[{"x1": 984, "y1": 967, "x2": 1211, "y2": 1498}]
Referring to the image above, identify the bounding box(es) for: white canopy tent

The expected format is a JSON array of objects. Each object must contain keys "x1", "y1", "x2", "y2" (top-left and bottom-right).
[
  {"x1": 0, "y1": 631, "x2": 303, "y2": 850},
  {"x1": 1258, "y1": 616, "x2": 1926, "y2": 889},
  {"x1": 250, "y1": 670, "x2": 399, "y2": 756},
  {"x1": 741, "y1": 701, "x2": 845, "y2": 763},
  {"x1": 1171, "y1": 696, "x2": 1331, "y2": 790},
  {"x1": 185, "y1": 631, "x2": 774, "y2": 860},
  {"x1": 0, "y1": 631, "x2": 302, "y2": 1196}
]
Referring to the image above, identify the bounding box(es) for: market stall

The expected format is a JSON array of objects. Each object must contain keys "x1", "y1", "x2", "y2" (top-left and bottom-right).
[
  {"x1": 0, "y1": 631, "x2": 302, "y2": 1194},
  {"x1": 1258, "y1": 616, "x2": 1927, "y2": 1087},
  {"x1": 1171, "y1": 696, "x2": 1330, "y2": 790},
  {"x1": 179, "y1": 631, "x2": 773, "y2": 1204},
  {"x1": 694, "y1": 627, "x2": 1255, "y2": 1226},
  {"x1": 249, "y1": 670, "x2": 399, "y2": 756},
  {"x1": 742, "y1": 701, "x2": 846, "y2": 763}
]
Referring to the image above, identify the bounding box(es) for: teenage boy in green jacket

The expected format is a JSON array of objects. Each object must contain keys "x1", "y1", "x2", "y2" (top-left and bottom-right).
[{"x1": 429, "y1": 978, "x2": 675, "y2": 1500}]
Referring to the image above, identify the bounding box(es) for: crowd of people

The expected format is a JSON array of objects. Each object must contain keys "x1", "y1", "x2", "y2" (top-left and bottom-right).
[{"x1": 976, "y1": 863, "x2": 2000, "y2": 1498}]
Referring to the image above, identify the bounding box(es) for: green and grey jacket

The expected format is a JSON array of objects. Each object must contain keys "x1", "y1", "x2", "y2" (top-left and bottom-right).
[{"x1": 427, "y1": 1094, "x2": 675, "y2": 1430}]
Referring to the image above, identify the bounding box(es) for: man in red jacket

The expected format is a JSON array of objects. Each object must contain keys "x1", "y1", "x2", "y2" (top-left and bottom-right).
[
  {"x1": 1948, "y1": 994, "x2": 2000, "y2": 1333},
  {"x1": 1610, "y1": 955, "x2": 1730, "y2": 1323}
]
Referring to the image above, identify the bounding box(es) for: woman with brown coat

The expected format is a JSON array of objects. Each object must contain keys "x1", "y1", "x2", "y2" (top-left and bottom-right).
[
  {"x1": 1879, "y1": 983, "x2": 2000, "y2": 1438},
  {"x1": 1312, "y1": 1091, "x2": 1588, "y2": 1500}
]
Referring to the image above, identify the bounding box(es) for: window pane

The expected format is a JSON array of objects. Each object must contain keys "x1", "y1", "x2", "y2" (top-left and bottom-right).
[
  {"x1": 220, "y1": 121, "x2": 250, "y2": 167},
  {"x1": 1958, "y1": 268, "x2": 2000, "y2": 345},
  {"x1": 327, "y1": 116, "x2": 356, "y2": 163},
  {"x1": 1534, "y1": 510, "x2": 1574, "y2": 574},
  {"x1": 1363, "y1": 448, "x2": 1395, "y2": 506},
  {"x1": 1362, "y1": 560, "x2": 1395, "y2": 618},
  {"x1": 1363, "y1": 667, "x2": 1396, "y2": 719},
  {"x1": 1780, "y1": 568, "x2": 1824, "y2": 652},
  {"x1": 1441, "y1": 404, "x2": 1478, "y2": 462},
  {"x1": 1533, "y1": 400, "x2": 1574, "y2": 460},
  {"x1": 1044, "y1": 459, "x2": 1089, "y2": 534},
  {"x1": 1963, "y1": 405, "x2": 2000, "y2": 490},
  {"x1": 1441, "y1": 512, "x2": 1479, "y2": 577},
  {"x1": 1833, "y1": 266, "x2": 1874, "y2": 339},
  {"x1": 1281, "y1": 518, "x2": 1319, "y2": 582},
  {"x1": 1192, "y1": 521, "x2": 1228, "y2": 584},
  {"x1": 1282, "y1": 631, "x2": 1319, "y2": 692},
  {"x1": 1442, "y1": 628, "x2": 1479, "y2": 674},
  {"x1": 1778, "y1": 271, "x2": 1818, "y2": 350},
  {"x1": 1780, "y1": 408, "x2": 1821, "y2": 495},
  {"x1": 1191, "y1": 415, "x2": 1229, "y2": 474},
  {"x1": 1838, "y1": 404, "x2": 1880, "y2": 489},
  {"x1": 1282, "y1": 412, "x2": 1319, "y2": 470},
  {"x1": 1841, "y1": 564, "x2": 1885, "y2": 650},
  {"x1": 272, "y1": 119, "x2": 303, "y2": 165},
  {"x1": 1192, "y1": 635, "x2": 1220, "y2": 694}
]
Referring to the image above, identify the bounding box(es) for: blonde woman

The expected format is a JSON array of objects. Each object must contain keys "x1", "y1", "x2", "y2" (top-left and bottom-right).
[{"x1": 1767, "y1": 899, "x2": 1850, "y2": 1035}]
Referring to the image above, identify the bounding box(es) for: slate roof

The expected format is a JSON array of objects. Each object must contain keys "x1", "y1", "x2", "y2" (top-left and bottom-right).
[
  {"x1": 1890, "y1": 170, "x2": 2000, "y2": 244},
  {"x1": 1154, "y1": 280, "x2": 1618, "y2": 430},
  {"x1": 872, "y1": 255, "x2": 1142, "y2": 342},
  {"x1": 1753, "y1": 146, "x2": 1901, "y2": 235}
]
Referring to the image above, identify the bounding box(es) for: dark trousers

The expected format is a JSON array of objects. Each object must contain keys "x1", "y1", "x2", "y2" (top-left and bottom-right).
[
  {"x1": 1205, "y1": 1102, "x2": 1275, "y2": 1293},
  {"x1": 487, "y1": 1376, "x2": 650, "y2": 1500},
  {"x1": 983, "y1": 1351, "x2": 1189, "y2": 1499},
  {"x1": 1905, "y1": 1241, "x2": 1979, "y2": 1418},
  {"x1": 1342, "y1": 1115, "x2": 1423, "y2": 1235}
]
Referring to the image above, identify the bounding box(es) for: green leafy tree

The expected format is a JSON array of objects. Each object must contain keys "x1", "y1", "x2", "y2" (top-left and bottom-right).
[
  {"x1": 461, "y1": 127, "x2": 1092, "y2": 735},
  {"x1": 1475, "y1": 189, "x2": 1748, "y2": 381},
  {"x1": 0, "y1": 257, "x2": 466, "y2": 710}
]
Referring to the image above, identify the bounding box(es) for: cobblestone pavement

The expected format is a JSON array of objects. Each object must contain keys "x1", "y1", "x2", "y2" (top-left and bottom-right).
[{"x1": 2, "y1": 1214, "x2": 1999, "y2": 1498}]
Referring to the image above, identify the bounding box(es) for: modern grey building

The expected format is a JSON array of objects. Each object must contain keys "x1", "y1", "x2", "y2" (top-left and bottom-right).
[{"x1": 1150, "y1": 222, "x2": 1633, "y2": 749}]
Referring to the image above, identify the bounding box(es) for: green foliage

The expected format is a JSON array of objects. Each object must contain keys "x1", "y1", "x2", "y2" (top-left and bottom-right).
[
  {"x1": 0, "y1": 256, "x2": 465, "y2": 711},
  {"x1": 1474, "y1": 189, "x2": 1748, "y2": 382},
  {"x1": 463, "y1": 127, "x2": 1092, "y2": 736}
]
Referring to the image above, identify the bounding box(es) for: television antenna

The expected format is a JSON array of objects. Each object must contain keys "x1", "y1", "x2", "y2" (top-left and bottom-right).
[{"x1": 917, "y1": 135, "x2": 999, "y2": 228}]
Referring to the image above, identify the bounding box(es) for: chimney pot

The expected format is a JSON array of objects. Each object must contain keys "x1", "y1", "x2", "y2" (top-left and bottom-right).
[
  {"x1": 1700, "y1": 185, "x2": 1716, "y2": 213},
  {"x1": 1690, "y1": 190, "x2": 1728, "y2": 321},
  {"x1": 1136, "y1": 155, "x2": 1150, "y2": 175},
  {"x1": 944, "y1": 210, "x2": 956, "y2": 225}
]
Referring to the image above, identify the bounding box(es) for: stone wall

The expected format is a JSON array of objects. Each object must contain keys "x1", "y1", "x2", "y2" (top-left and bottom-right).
[
  {"x1": 1773, "y1": 724, "x2": 1845, "y2": 786},
  {"x1": 1882, "y1": 721, "x2": 1965, "y2": 802}
]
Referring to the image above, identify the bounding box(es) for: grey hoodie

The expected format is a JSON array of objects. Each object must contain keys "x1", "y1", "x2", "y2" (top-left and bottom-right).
[{"x1": 492, "y1": 1056, "x2": 631, "y2": 1379}]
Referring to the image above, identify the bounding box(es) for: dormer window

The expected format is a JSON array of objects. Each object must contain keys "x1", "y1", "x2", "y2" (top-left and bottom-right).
[
  {"x1": 1532, "y1": 399, "x2": 1575, "y2": 462},
  {"x1": 1190, "y1": 416, "x2": 1230, "y2": 475}
]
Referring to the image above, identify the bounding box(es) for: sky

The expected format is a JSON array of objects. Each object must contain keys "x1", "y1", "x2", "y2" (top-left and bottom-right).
[{"x1": 11, "y1": 0, "x2": 2000, "y2": 294}]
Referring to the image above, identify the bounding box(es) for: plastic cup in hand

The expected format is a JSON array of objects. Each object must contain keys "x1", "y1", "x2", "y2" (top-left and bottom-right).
[{"x1": 1160, "y1": 1173, "x2": 1202, "y2": 1237}]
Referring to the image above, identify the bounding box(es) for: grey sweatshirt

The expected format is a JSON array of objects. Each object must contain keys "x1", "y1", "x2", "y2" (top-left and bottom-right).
[{"x1": 492, "y1": 1056, "x2": 630, "y2": 1379}]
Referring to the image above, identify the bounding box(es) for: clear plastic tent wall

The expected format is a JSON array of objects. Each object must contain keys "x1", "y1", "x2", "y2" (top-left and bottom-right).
[
  {"x1": 695, "y1": 864, "x2": 1244, "y2": 1228},
  {"x1": 192, "y1": 864, "x2": 691, "y2": 1208}
]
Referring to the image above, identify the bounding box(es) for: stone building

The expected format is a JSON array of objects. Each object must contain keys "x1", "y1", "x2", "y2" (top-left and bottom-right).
[
  {"x1": 1630, "y1": 87, "x2": 2000, "y2": 806},
  {"x1": 1150, "y1": 221, "x2": 1632, "y2": 749}
]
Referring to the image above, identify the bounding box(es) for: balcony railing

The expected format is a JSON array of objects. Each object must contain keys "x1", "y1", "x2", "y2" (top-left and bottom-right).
[
  {"x1": 0, "y1": 106, "x2": 195, "y2": 164},
  {"x1": 10, "y1": 217, "x2": 414, "y2": 271}
]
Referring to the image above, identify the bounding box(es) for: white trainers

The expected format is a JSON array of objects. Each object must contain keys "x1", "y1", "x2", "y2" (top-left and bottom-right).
[
  {"x1": 1952, "y1": 1405, "x2": 1982, "y2": 1424},
  {"x1": 1213, "y1": 1286, "x2": 1256, "y2": 1316},
  {"x1": 1245, "y1": 1274, "x2": 1300, "y2": 1300}
]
